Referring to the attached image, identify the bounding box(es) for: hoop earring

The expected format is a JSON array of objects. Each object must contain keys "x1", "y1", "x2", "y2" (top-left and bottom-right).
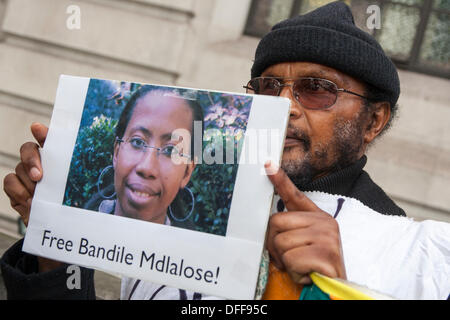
[
  {"x1": 97, "y1": 165, "x2": 116, "y2": 199},
  {"x1": 168, "y1": 187, "x2": 195, "y2": 222}
]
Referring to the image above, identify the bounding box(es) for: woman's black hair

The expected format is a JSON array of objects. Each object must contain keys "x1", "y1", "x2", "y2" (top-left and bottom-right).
[{"x1": 115, "y1": 85, "x2": 204, "y2": 158}]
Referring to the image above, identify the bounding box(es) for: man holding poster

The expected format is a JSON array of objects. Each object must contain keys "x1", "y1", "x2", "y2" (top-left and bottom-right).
[{"x1": 2, "y1": 1, "x2": 449, "y2": 300}]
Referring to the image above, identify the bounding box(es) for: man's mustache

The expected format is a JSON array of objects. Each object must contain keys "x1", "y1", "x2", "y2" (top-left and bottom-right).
[{"x1": 287, "y1": 125, "x2": 311, "y2": 152}]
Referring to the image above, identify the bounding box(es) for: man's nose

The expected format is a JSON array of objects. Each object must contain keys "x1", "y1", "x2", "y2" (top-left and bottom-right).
[
  {"x1": 135, "y1": 148, "x2": 160, "y2": 178},
  {"x1": 279, "y1": 85, "x2": 303, "y2": 119}
]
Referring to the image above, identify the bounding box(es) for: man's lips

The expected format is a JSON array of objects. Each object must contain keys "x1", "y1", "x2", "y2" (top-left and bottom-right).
[
  {"x1": 284, "y1": 128, "x2": 309, "y2": 149},
  {"x1": 284, "y1": 136, "x2": 305, "y2": 148}
]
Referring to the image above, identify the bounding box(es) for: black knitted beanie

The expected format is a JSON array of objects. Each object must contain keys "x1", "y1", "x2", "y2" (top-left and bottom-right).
[{"x1": 251, "y1": 1, "x2": 400, "y2": 108}]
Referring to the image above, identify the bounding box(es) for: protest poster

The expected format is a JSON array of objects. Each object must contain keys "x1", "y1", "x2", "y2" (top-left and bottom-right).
[{"x1": 23, "y1": 75, "x2": 290, "y2": 299}]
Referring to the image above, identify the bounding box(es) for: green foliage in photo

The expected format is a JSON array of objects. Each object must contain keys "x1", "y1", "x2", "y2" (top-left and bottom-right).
[{"x1": 63, "y1": 116, "x2": 117, "y2": 208}]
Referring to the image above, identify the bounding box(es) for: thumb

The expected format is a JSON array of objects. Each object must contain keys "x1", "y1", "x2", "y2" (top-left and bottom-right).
[
  {"x1": 265, "y1": 161, "x2": 319, "y2": 212},
  {"x1": 31, "y1": 122, "x2": 49, "y2": 148}
]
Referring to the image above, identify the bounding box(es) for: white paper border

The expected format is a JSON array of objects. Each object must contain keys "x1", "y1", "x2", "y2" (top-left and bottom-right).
[{"x1": 24, "y1": 75, "x2": 290, "y2": 300}]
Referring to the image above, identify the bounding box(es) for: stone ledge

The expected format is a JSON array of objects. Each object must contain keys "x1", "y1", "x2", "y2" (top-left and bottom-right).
[
  {"x1": 3, "y1": 0, "x2": 188, "y2": 72},
  {"x1": 0, "y1": 43, "x2": 175, "y2": 106}
]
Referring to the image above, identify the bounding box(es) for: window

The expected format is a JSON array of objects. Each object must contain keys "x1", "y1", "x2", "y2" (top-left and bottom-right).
[{"x1": 244, "y1": 0, "x2": 449, "y2": 78}]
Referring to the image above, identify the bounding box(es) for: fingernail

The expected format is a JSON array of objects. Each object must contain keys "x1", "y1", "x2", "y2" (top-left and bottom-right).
[
  {"x1": 30, "y1": 167, "x2": 40, "y2": 180},
  {"x1": 265, "y1": 161, "x2": 279, "y2": 175}
]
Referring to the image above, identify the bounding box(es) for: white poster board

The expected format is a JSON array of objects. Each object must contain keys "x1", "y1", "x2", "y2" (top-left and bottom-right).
[{"x1": 23, "y1": 75, "x2": 290, "y2": 300}]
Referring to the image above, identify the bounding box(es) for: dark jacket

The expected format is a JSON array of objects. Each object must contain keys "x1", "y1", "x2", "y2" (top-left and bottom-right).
[{"x1": 0, "y1": 156, "x2": 405, "y2": 299}]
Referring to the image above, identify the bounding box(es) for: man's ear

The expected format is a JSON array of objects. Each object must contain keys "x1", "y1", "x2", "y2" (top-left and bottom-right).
[{"x1": 364, "y1": 101, "x2": 391, "y2": 144}]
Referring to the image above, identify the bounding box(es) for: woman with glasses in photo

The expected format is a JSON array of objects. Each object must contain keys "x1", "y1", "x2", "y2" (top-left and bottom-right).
[
  {"x1": 89, "y1": 86, "x2": 214, "y2": 299},
  {"x1": 85, "y1": 86, "x2": 203, "y2": 232}
]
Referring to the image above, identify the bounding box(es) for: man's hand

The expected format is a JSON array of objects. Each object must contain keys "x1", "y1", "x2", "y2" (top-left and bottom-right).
[
  {"x1": 3, "y1": 123, "x2": 48, "y2": 226},
  {"x1": 3, "y1": 123, "x2": 63, "y2": 272},
  {"x1": 265, "y1": 161, "x2": 346, "y2": 285}
]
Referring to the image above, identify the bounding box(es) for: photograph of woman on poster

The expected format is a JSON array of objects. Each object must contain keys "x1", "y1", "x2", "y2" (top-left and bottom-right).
[
  {"x1": 89, "y1": 86, "x2": 201, "y2": 229},
  {"x1": 63, "y1": 80, "x2": 252, "y2": 237}
]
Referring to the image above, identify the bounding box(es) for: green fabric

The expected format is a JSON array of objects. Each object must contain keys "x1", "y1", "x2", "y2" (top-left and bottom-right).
[
  {"x1": 254, "y1": 249, "x2": 269, "y2": 300},
  {"x1": 299, "y1": 284, "x2": 331, "y2": 300}
]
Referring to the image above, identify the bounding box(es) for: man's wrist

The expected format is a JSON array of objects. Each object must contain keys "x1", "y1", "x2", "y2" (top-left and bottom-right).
[{"x1": 37, "y1": 256, "x2": 63, "y2": 273}]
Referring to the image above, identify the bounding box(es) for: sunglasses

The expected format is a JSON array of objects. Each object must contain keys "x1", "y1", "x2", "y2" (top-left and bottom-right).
[{"x1": 244, "y1": 77, "x2": 369, "y2": 110}]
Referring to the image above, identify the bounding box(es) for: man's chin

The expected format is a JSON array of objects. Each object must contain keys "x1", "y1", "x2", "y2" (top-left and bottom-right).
[
  {"x1": 282, "y1": 145, "x2": 307, "y2": 164},
  {"x1": 281, "y1": 156, "x2": 306, "y2": 178},
  {"x1": 280, "y1": 149, "x2": 317, "y2": 187}
]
